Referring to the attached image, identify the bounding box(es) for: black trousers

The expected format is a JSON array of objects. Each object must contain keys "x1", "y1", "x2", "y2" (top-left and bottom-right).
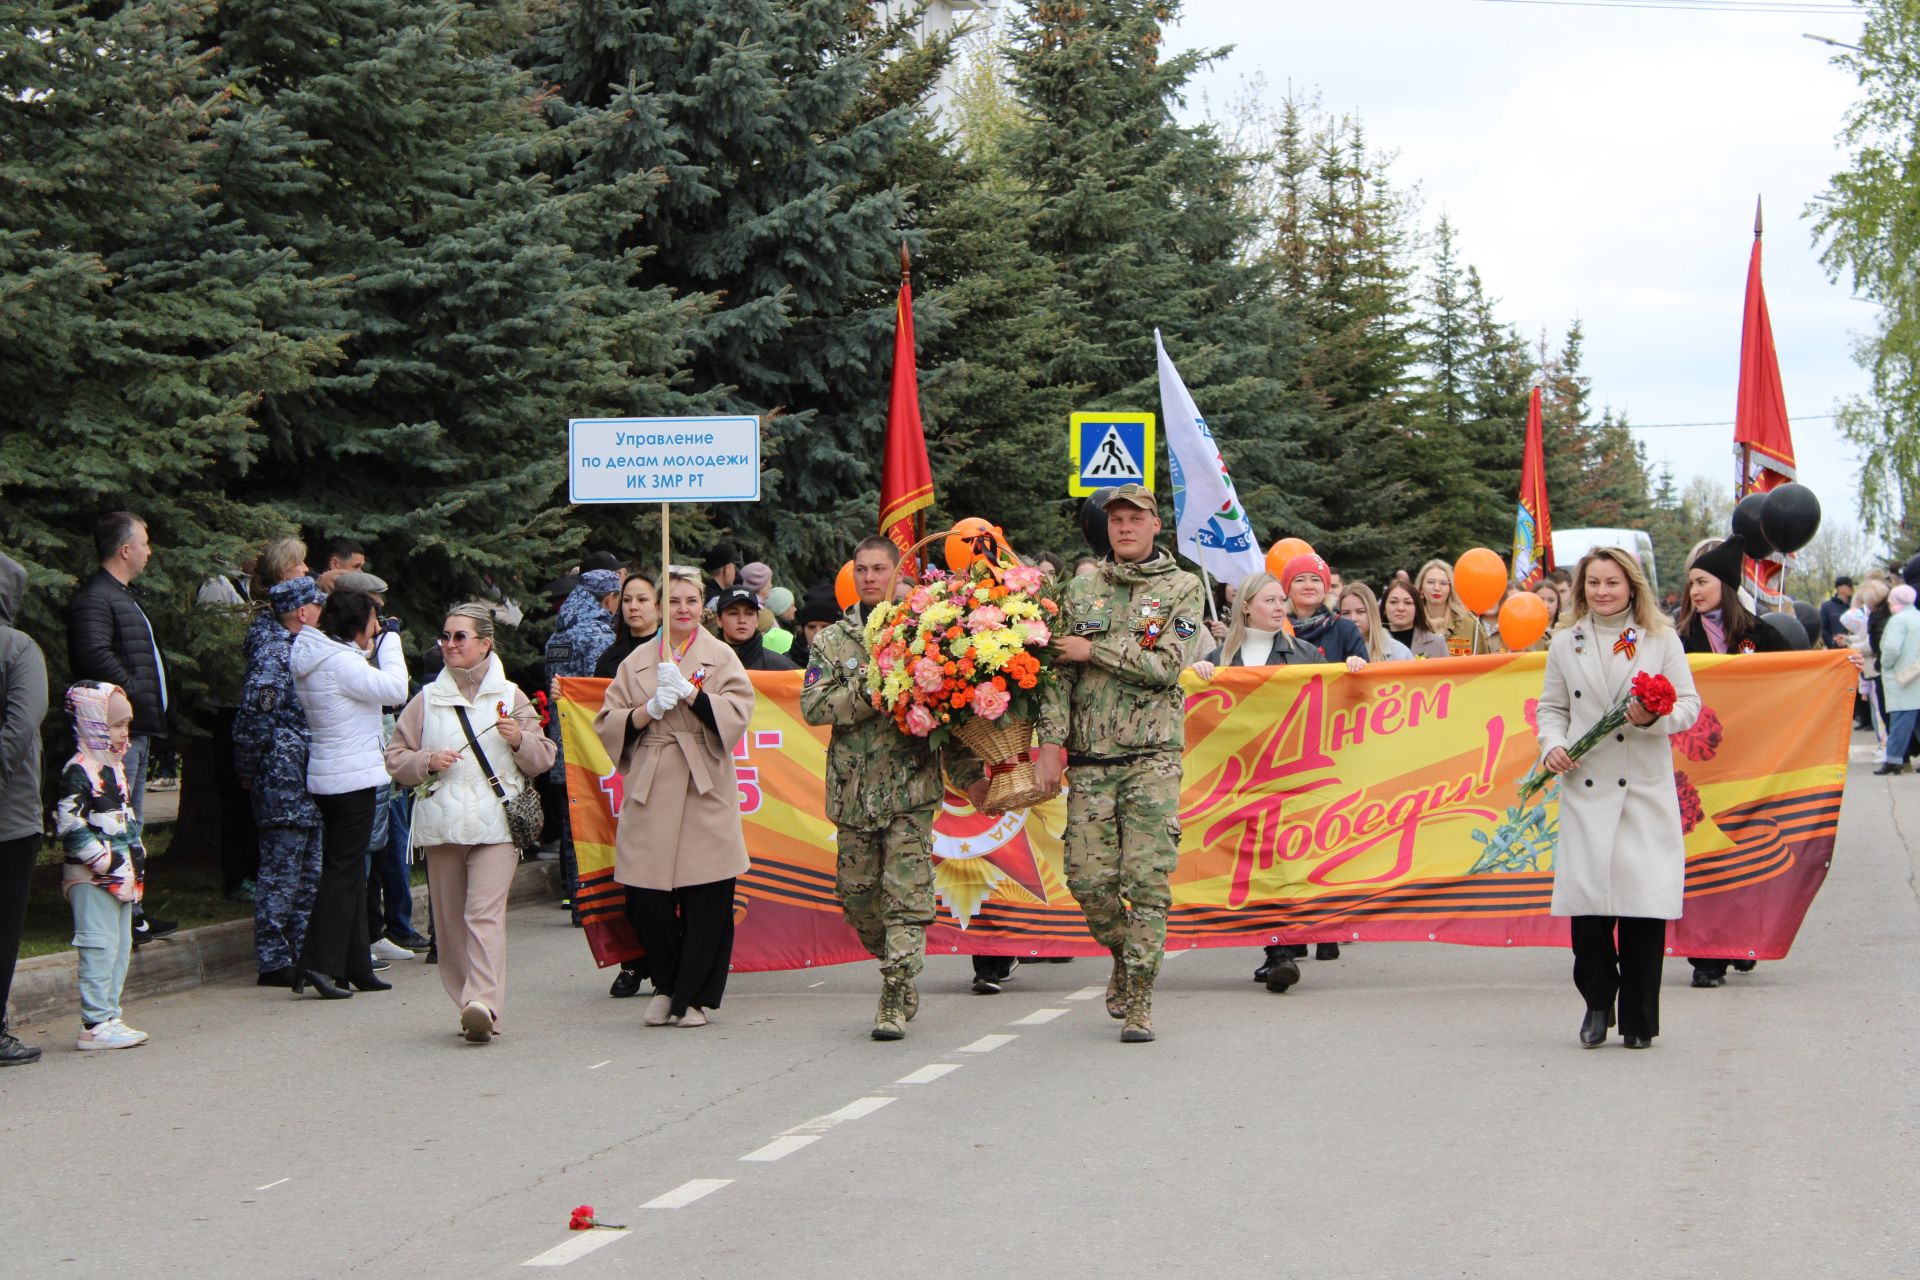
[
  {"x1": 626, "y1": 878, "x2": 735, "y2": 1017},
  {"x1": 1571, "y1": 915, "x2": 1666, "y2": 1039},
  {"x1": 0, "y1": 834, "x2": 38, "y2": 1032},
  {"x1": 300, "y1": 789, "x2": 377, "y2": 981},
  {"x1": 209, "y1": 708, "x2": 259, "y2": 894}
]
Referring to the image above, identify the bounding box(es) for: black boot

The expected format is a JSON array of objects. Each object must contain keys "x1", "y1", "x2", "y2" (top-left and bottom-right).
[
  {"x1": 1580, "y1": 1008, "x2": 1612, "y2": 1047},
  {"x1": 1264, "y1": 952, "x2": 1301, "y2": 993},
  {"x1": 609, "y1": 967, "x2": 645, "y2": 998},
  {"x1": 1315, "y1": 942, "x2": 1340, "y2": 961},
  {"x1": 295, "y1": 969, "x2": 353, "y2": 999}
]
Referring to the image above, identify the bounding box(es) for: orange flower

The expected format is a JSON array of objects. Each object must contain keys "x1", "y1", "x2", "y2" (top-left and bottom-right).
[
  {"x1": 1018, "y1": 676, "x2": 1036, "y2": 690},
  {"x1": 989, "y1": 585, "x2": 1008, "y2": 600},
  {"x1": 992, "y1": 676, "x2": 1006, "y2": 690},
  {"x1": 1041, "y1": 599, "x2": 1059, "y2": 615},
  {"x1": 947, "y1": 626, "x2": 963, "y2": 640},
  {"x1": 943, "y1": 661, "x2": 957, "y2": 675}
]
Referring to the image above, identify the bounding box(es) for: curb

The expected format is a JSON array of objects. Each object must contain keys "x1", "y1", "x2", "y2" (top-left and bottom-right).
[{"x1": 6, "y1": 860, "x2": 561, "y2": 1029}]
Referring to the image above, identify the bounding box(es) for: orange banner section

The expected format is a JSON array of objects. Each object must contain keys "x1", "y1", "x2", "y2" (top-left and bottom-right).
[{"x1": 560, "y1": 651, "x2": 1854, "y2": 970}]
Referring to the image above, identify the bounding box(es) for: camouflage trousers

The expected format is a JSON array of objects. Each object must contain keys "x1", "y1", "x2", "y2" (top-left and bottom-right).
[
  {"x1": 1063, "y1": 751, "x2": 1182, "y2": 983},
  {"x1": 255, "y1": 822, "x2": 323, "y2": 974},
  {"x1": 835, "y1": 809, "x2": 935, "y2": 980}
]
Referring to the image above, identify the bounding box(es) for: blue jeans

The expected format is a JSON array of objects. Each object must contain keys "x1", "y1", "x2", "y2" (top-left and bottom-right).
[
  {"x1": 71, "y1": 883, "x2": 133, "y2": 1025},
  {"x1": 1886, "y1": 709, "x2": 1918, "y2": 765},
  {"x1": 122, "y1": 734, "x2": 151, "y2": 825},
  {"x1": 366, "y1": 786, "x2": 414, "y2": 939}
]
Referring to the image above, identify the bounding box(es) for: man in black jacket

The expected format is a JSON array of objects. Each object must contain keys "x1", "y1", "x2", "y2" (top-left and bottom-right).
[
  {"x1": 715, "y1": 588, "x2": 796, "y2": 671},
  {"x1": 67, "y1": 512, "x2": 177, "y2": 942}
]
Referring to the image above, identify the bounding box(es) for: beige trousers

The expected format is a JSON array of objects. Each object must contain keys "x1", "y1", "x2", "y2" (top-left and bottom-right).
[{"x1": 425, "y1": 842, "x2": 517, "y2": 1024}]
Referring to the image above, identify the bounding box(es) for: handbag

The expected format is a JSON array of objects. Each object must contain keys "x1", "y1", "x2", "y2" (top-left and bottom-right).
[{"x1": 453, "y1": 704, "x2": 544, "y2": 853}]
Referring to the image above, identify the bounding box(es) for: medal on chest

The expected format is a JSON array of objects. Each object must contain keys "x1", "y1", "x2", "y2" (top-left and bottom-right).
[
  {"x1": 1613, "y1": 626, "x2": 1638, "y2": 661},
  {"x1": 1137, "y1": 598, "x2": 1165, "y2": 650}
]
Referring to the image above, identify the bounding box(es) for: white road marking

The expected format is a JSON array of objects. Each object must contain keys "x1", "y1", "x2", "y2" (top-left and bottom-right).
[
  {"x1": 1010, "y1": 1008, "x2": 1069, "y2": 1025},
  {"x1": 642, "y1": 1178, "x2": 732, "y2": 1210},
  {"x1": 524, "y1": 1231, "x2": 627, "y2": 1267},
  {"x1": 895, "y1": 1063, "x2": 961, "y2": 1085},
  {"x1": 1162, "y1": 948, "x2": 1189, "y2": 960},
  {"x1": 741, "y1": 1135, "x2": 820, "y2": 1163},
  {"x1": 587, "y1": 1060, "x2": 611, "y2": 1070},
  {"x1": 1064, "y1": 986, "x2": 1104, "y2": 1001},
  {"x1": 958, "y1": 1034, "x2": 1018, "y2": 1053},
  {"x1": 808, "y1": 981, "x2": 824, "y2": 988},
  {"x1": 786, "y1": 1095, "x2": 898, "y2": 1135},
  {"x1": 254, "y1": 1178, "x2": 289, "y2": 1192}
]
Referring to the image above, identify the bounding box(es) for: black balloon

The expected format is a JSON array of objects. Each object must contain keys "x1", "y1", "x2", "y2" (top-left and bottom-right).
[
  {"x1": 1760, "y1": 610, "x2": 1809, "y2": 651},
  {"x1": 1759, "y1": 482, "x2": 1822, "y2": 555},
  {"x1": 1790, "y1": 598, "x2": 1821, "y2": 637},
  {"x1": 1902, "y1": 553, "x2": 1920, "y2": 589},
  {"x1": 1079, "y1": 488, "x2": 1115, "y2": 559},
  {"x1": 1731, "y1": 492, "x2": 1775, "y2": 559}
]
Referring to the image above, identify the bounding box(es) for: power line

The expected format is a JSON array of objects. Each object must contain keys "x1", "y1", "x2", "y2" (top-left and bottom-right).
[
  {"x1": 1623, "y1": 413, "x2": 1838, "y2": 430},
  {"x1": 1472, "y1": 0, "x2": 1855, "y2": 14}
]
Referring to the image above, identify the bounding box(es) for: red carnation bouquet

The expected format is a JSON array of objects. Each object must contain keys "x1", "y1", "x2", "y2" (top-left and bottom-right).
[{"x1": 1518, "y1": 671, "x2": 1679, "y2": 806}]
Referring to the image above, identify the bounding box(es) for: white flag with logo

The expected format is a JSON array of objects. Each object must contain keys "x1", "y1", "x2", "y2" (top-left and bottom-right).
[{"x1": 1156, "y1": 330, "x2": 1264, "y2": 585}]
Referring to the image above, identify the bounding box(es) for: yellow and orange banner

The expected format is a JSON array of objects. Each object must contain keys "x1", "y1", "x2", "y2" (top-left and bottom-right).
[{"x1": 559, "y1": 651, "x2": 1853, "y2": 970}]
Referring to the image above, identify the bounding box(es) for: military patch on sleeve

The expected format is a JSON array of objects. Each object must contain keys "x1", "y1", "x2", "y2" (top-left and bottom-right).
[
  {"x1": 250, "y1": 687, "x2": 279, "y2": 712},
  {"x1": 804, "y1": 665, "x2": 823, "y2": 688},
  {"x1": 548, "y1": 643, "x2": 572, "y2": 664},
  {"x1": 1173, "y1": 617, "x2": 1198, "y2": 640}
]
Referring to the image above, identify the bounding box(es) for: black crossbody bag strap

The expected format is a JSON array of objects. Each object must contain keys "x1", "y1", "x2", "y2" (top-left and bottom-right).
[{"x1": 452, "y1": 705, "x2": 509, "y2": 801}]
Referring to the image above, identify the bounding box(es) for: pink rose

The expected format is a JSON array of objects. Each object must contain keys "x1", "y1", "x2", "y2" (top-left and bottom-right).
[
  {"x1": 904, "y1": 705, "x2": 937, "y2": 737},
  {"x1": 912, "y1": 657, "x2": 946, "y2": 694},
  {"x1": 1003, "y1": 565, "x2": 1043, "y2": 592},
  {"x1": 876, "y1": 650, "x2": 896, "y2": 674},
  {"x1": 1021, "y1": 619, "x2": 1051, "y2": 647},
  {"x1": 908, "y1": 588, "x2": 933, "y2": 613},
  {"x1": 972, "y1": 683, "x2": 1011, "y2": 720},
  {"x1": 966, "y1": 604, "x2": 1007, "y2": 634}
]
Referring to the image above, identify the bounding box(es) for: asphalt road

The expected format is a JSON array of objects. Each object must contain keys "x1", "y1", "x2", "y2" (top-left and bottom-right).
[{"x1": 3, "y1": 758, "x2": 1915, "y2": 1280}]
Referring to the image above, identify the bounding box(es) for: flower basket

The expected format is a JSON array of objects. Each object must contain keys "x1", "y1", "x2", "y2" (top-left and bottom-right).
[
  {"x1": 952, "y1": 714, "x2": 1053, "y2": 813},
  {"x1": 863, "y1": 524, "x2": 1064, "y2": 810}
]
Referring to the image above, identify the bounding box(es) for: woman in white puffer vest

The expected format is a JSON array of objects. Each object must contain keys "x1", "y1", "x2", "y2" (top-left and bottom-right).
[{"x1": 386, "y1": 602, "x2": 554, "y2": 1042}]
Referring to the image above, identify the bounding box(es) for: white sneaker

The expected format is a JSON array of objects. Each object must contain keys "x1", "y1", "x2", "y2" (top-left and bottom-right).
[
  {"x1": 370, "y1": 938, "x2": 414, "y2": 962},
  {"x1": 77, "y1": 1019, "x2": 148, "y2": 1051}
]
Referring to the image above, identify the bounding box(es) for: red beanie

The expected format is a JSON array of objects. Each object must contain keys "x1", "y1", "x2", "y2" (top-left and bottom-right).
[{"x1": 1282, "y1": 553, "x2": 1332, "y2": 594}]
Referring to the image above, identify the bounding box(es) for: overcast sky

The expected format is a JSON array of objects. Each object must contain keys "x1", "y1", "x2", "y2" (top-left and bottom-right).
[{"x1": 1162, "y1": 0, "x2": 1874, "y2": 542}]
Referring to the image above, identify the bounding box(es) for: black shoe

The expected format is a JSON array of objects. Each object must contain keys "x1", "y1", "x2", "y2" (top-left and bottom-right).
[
  {"x1": 1731, "y1": 959, "x2": 1756, "y2": 973},
  {"x1": 1622, "y1": 1034, "x2": 1652, "y2": 1049},
  {"x1": 1691, "y1": 967, "x2": 1725, "y2": 988},
  {"x1": 256, "y1": 967, "x2": 295, "y2": 989},
  {"x1": 368, "y1": 955, "x2": 391, "y2": 972},
  {"x1": 1315, "y1": 942, "x2": 1340, "y2": 961},
  {"x1": 1580, "y1": 1008, "x2": 1610, "y2": 1047},
  {"x1": 389, "y1": 932, "x2": 432, "y2": 952},
  {"x1": 1264, "y1": 954, "x2": 1301, "y2": 993},
  {"x1": 424, "y1": 945, "x2": 437, "y2": 965},
  {"x1": 133, "y1": 914, "x2": 178, "y2": 943},
  {"x1": 609, "y1": 967, "x2": 645, "y2": 998},
  {"x1": 295, "y1": 969, "x2": 352, "y2": 999},
  {"x1": 1286, "y1": 944, "x2": 1309, "y2": 958},
  {"x1": 971, "y1": 975, "x2": 1004, "y2": 995},
  {"x1": 347, "y1": 973, "x2": 391, "y2": 992},
  {"x1": 1255, "y1": 946, "x2": 1286, "y2": 982},
  {"x1": 0, "y1": 1031, "x2": 42, "y2": 1066}
]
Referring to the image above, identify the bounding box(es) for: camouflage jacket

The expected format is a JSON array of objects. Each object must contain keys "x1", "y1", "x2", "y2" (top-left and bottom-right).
[
  {"x1": 801, "y1": 608, "x2": 966, "y2": 829},
  {"x1": 232, "y1": 618, "x2": 322, "y2": 829},
  {"x1": 1038, "y1": 551, "x2": 1205, "y2": 759}
]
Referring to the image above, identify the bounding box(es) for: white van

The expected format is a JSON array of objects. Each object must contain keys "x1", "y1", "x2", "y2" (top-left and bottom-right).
[{"x1": 1550, "y1": 528, "x2": 1660, "y2": 594}]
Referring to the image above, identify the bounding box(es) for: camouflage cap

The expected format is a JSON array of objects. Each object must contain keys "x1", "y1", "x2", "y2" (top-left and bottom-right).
[{"x1": 1103, "y1": 483, "x2": 1157, "y2": 512}]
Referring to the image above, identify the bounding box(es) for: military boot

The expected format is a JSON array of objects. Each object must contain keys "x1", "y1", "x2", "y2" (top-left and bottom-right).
[
  {"x1": 903, "y1": 978, "x2": 919, "y2": 1022},
  {"x1": 1120, "y1": 974, "x2": 1155, "y2": 1043},
  {"x1": 1104, "y1": 951, "x2": 1128, "y2": 1020},
  {"x1": 871, "y1": 975, "x2": 907, "y2": 1041}
]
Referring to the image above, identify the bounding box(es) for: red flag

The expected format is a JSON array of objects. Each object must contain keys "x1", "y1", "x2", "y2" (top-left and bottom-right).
[
  {"x1": 1733, "y1": 200, "x2": 1796, "y2": 605},
  {"x1": 1512, "y1": 384, "x2": 1552, "y2": 588},
  {"x1": 880, "y1": 249, "x2": 934, "y2": 559}
]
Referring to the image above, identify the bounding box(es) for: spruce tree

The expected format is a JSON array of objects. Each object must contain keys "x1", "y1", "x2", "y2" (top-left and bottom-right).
[
  {"x1": 1409, "y1": 218, "x2": 1508, "y2": 560},
  {"x1": 1460, "y1": 265, "x2": 1533, "y2": 553}
]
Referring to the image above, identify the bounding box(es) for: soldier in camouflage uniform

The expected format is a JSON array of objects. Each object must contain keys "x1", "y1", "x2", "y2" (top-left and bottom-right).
[
  {"x1": 801, "y1": 536, "x2": 980, "y2": 1041},
  {"x1": 233, "y1": 577, "x2": 326, "y2": 987},
  {"x1": 1036, "y1": 485, "x2": 1205, "y2": 1043}
]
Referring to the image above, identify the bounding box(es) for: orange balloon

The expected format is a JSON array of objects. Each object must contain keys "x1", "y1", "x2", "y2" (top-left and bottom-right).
[
  {"x1": 945, "y1": 517, "x2": 998, "y2": 573},
  {"x1": 1453, "y1": 548, "x2": 1509, "y2": 615},
  {"x1": 834, "y1": 560, "x2": 857, "y2": 610},
  {"x1": 1498, "y1": 591, "x2": 1551, "y2": 651},
  {"x1": 1264, "y1": 537, "x2": 1316, "y2": 580}
]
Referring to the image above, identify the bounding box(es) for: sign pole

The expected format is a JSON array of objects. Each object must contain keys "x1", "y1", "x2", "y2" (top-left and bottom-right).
[{"x1": 660, "y1": 503, "x2": 672, "y2": 662}]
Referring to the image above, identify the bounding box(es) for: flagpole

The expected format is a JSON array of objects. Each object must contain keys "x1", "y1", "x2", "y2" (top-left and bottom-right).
[{"x1": 1198, "y1": 564, "x2": 1219, "y2": 622}]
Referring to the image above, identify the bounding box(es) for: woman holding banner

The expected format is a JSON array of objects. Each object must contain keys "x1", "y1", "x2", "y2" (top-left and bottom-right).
[
  {"x1": 1672, "y1": 536, "x2": 1787, "y2": 989},
  {"x1": 592, "y1": 567, "x2": 753, "y2": 1028},
  {"x1": 1535, "y1": 548, "x2": 1699, "y2": 1050}
]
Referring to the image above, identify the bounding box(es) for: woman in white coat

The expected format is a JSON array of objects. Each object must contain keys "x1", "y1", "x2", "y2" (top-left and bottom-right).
[
  {"x1": 1535, "y1": 547, "x2": 1700, "y2": 1049},
  {"x1": 289, "y1": 589, "x2": 409, "y2": 999},
  {"x1": 386, "y1": 604, "x2": 555, "y2": 1042}
]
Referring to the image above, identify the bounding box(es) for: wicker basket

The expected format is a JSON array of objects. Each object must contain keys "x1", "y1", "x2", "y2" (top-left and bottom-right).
[{"x1": 953, "y1": 715, "x2": 1058, "y2": 813}]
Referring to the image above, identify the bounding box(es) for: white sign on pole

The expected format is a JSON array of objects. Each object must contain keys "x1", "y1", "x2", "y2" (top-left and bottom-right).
[{"x1": 567, "y1": 415, "x2": 761, "y2": 504}]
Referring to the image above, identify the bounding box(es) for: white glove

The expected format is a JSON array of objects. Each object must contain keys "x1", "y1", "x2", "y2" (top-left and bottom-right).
[
  {"x1": 658, "y1": 662, "x2": 699, "y2": 700},
  {"x1": 644, "y1": 683, "x2": 683, "y2": 720}
]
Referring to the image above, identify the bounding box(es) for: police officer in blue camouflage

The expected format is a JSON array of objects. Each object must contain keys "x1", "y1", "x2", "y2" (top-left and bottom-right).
[
  {"x1": 233, "y1": 576, "x2": 325, "y2": 988},
  {"x1": 544, "y1": 567, "x2": 621, "y2": 917}
]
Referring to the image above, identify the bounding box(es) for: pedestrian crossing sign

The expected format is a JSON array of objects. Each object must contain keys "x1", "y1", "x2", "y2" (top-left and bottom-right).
[{"x1": 1069, "y1": 412, "x2": 1155, "y2": 497}]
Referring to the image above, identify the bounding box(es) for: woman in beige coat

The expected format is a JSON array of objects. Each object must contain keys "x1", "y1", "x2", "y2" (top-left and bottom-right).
[
  {"x1": 1535, "y1": 547, "x2": 1700, "y2": 1050},
  {"x1": 385, "y1": 604, "x2": 555, "y2": 1043},
  {"x1": 592, "y1": 568, "x2": 753, "y2": 1027}
]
